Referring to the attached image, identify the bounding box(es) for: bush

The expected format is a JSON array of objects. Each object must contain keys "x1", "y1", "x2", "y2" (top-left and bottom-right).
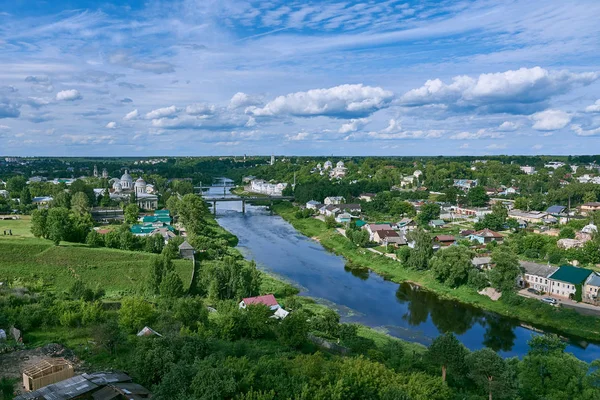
[
  {"x1": 119, "y1": 297, "x2": 156, "y2": 333},
  {"x1": 467, "y1": 269, "x2": 489, "y2": 291}
]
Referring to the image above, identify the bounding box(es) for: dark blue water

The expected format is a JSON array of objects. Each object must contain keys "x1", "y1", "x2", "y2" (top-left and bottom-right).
[{"x1": 207, "y1": 188, "x2": 600, "y2": 362}]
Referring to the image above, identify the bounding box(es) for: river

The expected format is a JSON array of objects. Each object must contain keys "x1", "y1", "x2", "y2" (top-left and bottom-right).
[{"x1": 205, "y1": 185, "x2": 600, "y2": 362}]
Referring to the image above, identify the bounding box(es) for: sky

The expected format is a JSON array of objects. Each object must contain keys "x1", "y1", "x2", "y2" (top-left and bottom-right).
[{"x1": 0, "y1": 0, "x2": 599, "y2": 157}]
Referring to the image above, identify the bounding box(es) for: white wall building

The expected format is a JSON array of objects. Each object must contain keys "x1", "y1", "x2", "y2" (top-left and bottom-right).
[{"x1": 250, "y1": 179, "x2": 287, "y2": 196}]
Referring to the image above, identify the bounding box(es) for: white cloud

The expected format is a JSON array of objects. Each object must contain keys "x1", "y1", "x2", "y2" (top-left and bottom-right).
[
  {"x1": 56, "y1": 89, "x2": 82, "y2": 101},
  {"x1": 486, "y1": 143, "x2": 507, "y2": 150},
  {"x1": 449, "y1": 129, "x2": 504, "y2": 140},
  {"x1": 185, "y1": 103, "x2": 216, "y2": 116},
  {"x1": 339, "y1": 118, "x2": 369, "y2": 133},
  {"x1": 498, "y1": 121, "x2": 519, "y2": 131},
  {"x1": 571, "y1": 124, "x2": 600, "y2": 137},
  {"x1": 359, "y1": 119, "x2": 443, "y2": 140},
  {"x1": 26, "y1": 97, "x2": 51, "y2": 108},
  {"x1": 0, "y1": 124, "x2": 10, "y2": 130},
  {"x1": 247, "y1": 84, "x2": 393, "y2": 118},
  {"x1": 106, "y1": 121, "x2": 116, "y2": 129},
  {"x1": 123, "y1": 109, "x2": 139, "y2": 120},
  {"x1": 145, "y1": 105, "x2": 179, "y2": 119},
  {"x1": 287, "y1": 131, "x2": 311, "y2": 141},
  {"x1": 530, "y1": 109, "x2": 571, "y2": 131},
  {"x1": 229, "y1": 92, "x2": 262, "y2": 109},
  {"x1": 108, "y1": 51, "x2": 174, "y2": 74},
  {"x1": 245, "y1": 116, "x2": 257, "y2": 127},
  {"x1": 585, "y1": 100, "x2": 600, "y2": 113},
  {"x1": 400, "y1": 67, "x2": 598, "y2": 114}
]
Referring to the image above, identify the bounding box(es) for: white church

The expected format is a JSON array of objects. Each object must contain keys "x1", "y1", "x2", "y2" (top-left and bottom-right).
[{"x1": 108, "y1": 170, "x2": 159, "y2": 210}]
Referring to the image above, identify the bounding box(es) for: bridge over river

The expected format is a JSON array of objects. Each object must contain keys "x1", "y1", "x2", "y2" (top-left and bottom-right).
[{"x1": 204, "y1": 195, "x2": 294, "y2": 215}]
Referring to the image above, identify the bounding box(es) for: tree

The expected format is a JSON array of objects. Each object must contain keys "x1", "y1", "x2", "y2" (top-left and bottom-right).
[
  {"x1": 71, "y1": 192, "x2": 90, "y2": 216},
  {"x1": 348, "y1": 229, "x2": 369, "y2": 247},
  {"x1": 20, "y1": 187, "x2": 32, "y2": 206},
  {"x1": 427, "y1": 332, "x2": 467, "y2": 382},
  {"x1": 527, "y1": 334, "x2": 566, "y2": 356},
  {"x1": 173, "y1": 297, "x2": 209, "y2": 331},
  {"x1": 390, "y1": 201, "x2": 416, "y2": 217},
  {"x1": 488, "y1": 247, "x2": 520, "y2": 292},
  {"x1": 583, "y1": 191, "x2": 597, "y2": 203},
  {"x1": 124, "y1": 203, "x2": 139, "y2": 225},
  {"x1": 159, "y1": 270, "x2": 184, "y2": 299},
  {"x1": 417, "y1": 203, "x2": 441, "y2": 225},
  {"x1": 466, "y1": 186, "x2": 489, "y2": 207},
  {"x1": 145, "y1": 233, "x2": 165, "y2": 254},
  {"x1": 46, "y1": 207, "x2": 71, "y2": 245},
  {"x1": 31, "y1": 208, "x2": 49, "y2": 238},
  {"x1": 118, "y1": 296, "x2": 155, "y2": 333},
  {"x1": 559, "y1": 227, "x2": 575, "y2": 239},
  {"x1": 325, "y1": 215, "x2": 336, "y2": 228},
  {"x1": 406, "y1": 229, "x2": 433, "y2": 270},
  {"x1": 6, "y1": 176, "x2": 27, "y2": 195},
  {"x1": 149, "y1": 255, "x2": 174, "y2": 294},
  {"x1": 86, "y1": 230, "x2": 104, "y2": 247},
  {"x1": 429, "y1": 246, "x2": 473, "y2": 287},
  {"x1": 467, "y1": 348, "x2": 515, "y2": 400},
  {"x1": 514, "y1": 197, "x2": 529, "y2": 210},
  {"x1": 93, "y1": 319, "x2": 126, "y2": 355},
  {"x1": 52, "y1": 191, "x2": 71, "y2": 209},
  {"x1": 277, "y1": 310, "x2": 309, "y2": 348}
]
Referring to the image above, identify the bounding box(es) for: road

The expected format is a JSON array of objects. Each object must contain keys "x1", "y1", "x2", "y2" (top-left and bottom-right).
[{"x1": 518, "y1": 289, "x2": 600, "y2": 316}]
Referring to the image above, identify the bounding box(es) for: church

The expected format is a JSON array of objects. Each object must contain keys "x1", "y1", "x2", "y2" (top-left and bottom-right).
[{"x1": 108, "y1": 170, "x2": 158, "y2": 210}]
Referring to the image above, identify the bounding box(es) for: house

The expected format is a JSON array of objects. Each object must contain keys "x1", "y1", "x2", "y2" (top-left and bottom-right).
[
  {"x1": 364, "y1": 223, "x2": 394, "y2": 241},
  {"x1": 429, "y1": 219, "x2": 446, "y2": 228},
  {"x1": 453, "y1": 179, "x2": 478, "y2": 191},
  {"x1": 131, "y1": 223, "x2": 174, "y2": 236},
  {"x1": 450, "y1": 206, "x2": 492, "y2": 219},
  {"x1": 468, "y1": 228, "x2": 503, "y2": 244},
  {"x1": 584, "y1": 273, "x2": 600, "y2": 303},
  {"x1": 472, "y1": 256, "x2": 492, "y2": 270},
  {"x1": 580, "y1": 202, "x2": 600, "y2": 215},
  {"x1": 508, "y1": 210, "x2": 555, "y2": 224},
  {"x1": 0, "y1": 189, "x2": 8, "y2": 198},
  {"x1": 545, "y1": 161, "x2": 566, "y2": 170},
  {"x1": 151, "y1": 227, "x2": 177, "y2": 242},
  {"x1": 396, "y1": 218, "x2": 417, "y2": 231},
  {"x1": 340, "y1": 203, "x2": 361, "y2": 214},
  {"x1": 306, "y1": 200, "x2": 320, "y2": 209},
  {"x1": 373, "y1": 230, "x2": 406, "y2": 247},
  {"x1": 324, "y1": 196, "x2": 345, "y2": 205},
  {"x1": 322, "y1": 204, "x2": 341, "y2": 217},
  {"x1": 520, "y1": 166, "x2": 536, "y2": 175},
  {"x1": 141, "y1": 214, "x2": 172, "y2": 225},
  {"x1": 460, "y1": 229, "x2": 475, "y2": 236},
  {"x1": 22, "y1": 358, "x2": 74, "y2": 392},
  {"x1": 434, "y1": 235, "x2": 456, "y2": 246},
  {"x1": 250, "y1": 179, "x2": 288, "y2": 196},
  {"x1": 548, "y1": 265, "x2": 592, "y2": 300},
  {"x1": 239, "y1": 294, "x2": 280, "y2": 311},
  {"x1": 32, "y1": 196, "x2": 53, "y2": 208},
  {"x1": 359, "y1": 193, "x2": 376, "y2": 202},
  {"x1": 178, "y1": 240, "x2": 196, "y2": 260},
  {"x1": 336, "y1": 212, "x2": 352, "y2": 224},
  {"x1": 546, "y1": 205, "x2": 567, "y2": 215},
  {"x1": 519, "y1": 261, "x2": 558, "y2": 293}
]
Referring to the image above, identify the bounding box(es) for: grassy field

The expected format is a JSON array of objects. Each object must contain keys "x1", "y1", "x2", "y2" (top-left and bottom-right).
[
  {"x1": 0, "y1": 216, "x2": 34, "y2": 238},
  {"x1": 273, "y1": 203, "x2": 600, "y2": 341}
]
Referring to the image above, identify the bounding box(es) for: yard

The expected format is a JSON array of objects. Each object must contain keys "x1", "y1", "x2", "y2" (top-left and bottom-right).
[{"x1": 0, "y1": 216, "x2": 34, "y2": 238}]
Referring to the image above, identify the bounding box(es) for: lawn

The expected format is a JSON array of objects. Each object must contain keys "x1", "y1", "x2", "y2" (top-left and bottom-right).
[{"x1": 0, "y1": 216, "x2": 34, "y2": 238}]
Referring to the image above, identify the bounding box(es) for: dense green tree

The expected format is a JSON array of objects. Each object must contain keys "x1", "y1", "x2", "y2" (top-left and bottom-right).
[
  {"x1": 52, "y1": 191, "x2": 71, "y2": 209},
  {"x1": 30, "y1": 208, "x2": 49, "y2": 238},
  {"x1": 149, "y1": 255, "x2": 174, "y2": 294},
  {"x1": 160, "y1": 270, "x2": 185, "y2": 299},
  {"x1": 417, "y1": 203, "x2": 441, "y2": 225},
  {"x1": 488, "y1": 247, "x2": 520, "y2": 292},
  {"x1": 559, "y1": 226, "x2": 576, "y2": 239},
  {"x1": 467, "y1": 348, "x2": 515, "y2": 400},
  {"x1": 277, "y1": 310, "x2": 309, "y2": 348},
  {"x1": 118, "y1": 296, "x2": 156, "y2": 333},
  {"x1": 466, "y1": 186, "x2": 489, "y2": 207},
  {"x1": 92, "y1": 319, "x2": 126, "y2": 355},
  {"x1": 427, "y1": 332, "x2": 467, "y2": 382},
  {"x1": 20, "y1": 187, "x2": 32, "y2": 206},
  {"x1": 144, "y1": 233, "x2": 165, "y2": 253},
  {"x1": 85, "y1": 229, "x2": 104, "y2": 247},
  {"x1": 46, "y1": 207, "x2": 71, "y2": 245},
  {"x1": 429, "y1": 246, "x2": 473, "y2": 287},
  {"x1": 406, "y1": 229, "x2": 433, "y2": 270},
  {"x1": 6, "y1": 176, "x2": 27, "y2": 195},
  {"x1": 348, "y1": 229, "x2": 369, "y2": 247},
  {"x1": 325, "y1": 214, "x2": 337, "y2": 228},
  {"x1": 124, "y1": 203, "x2": 140, "y2": 224},
  {"x1": 173, "y1": 297, "x2": 209, "y2": 331},
  {"x1": 71, "y1": 192, "x2": 90, "y2": 215}
]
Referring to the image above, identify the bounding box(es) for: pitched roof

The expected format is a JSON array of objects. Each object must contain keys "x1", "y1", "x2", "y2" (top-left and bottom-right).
[
  {"x1": 377, "y1": 229, "x2": 399, "y2": 238},
  {"x1": 355, "y1": 220, "x2": 367, "y2": 227},
  {"x1": 586, "y1": 273, "x2": 600, "y2": 287},
  {"x1": 178, "y1": 240, "x2": 194, "y2": 250},
  {"x1": 472, "y1": 256, "x2": 492, "y2": 266},
  {"x1": 549, "y1": 265, "x2": 592, "y2": 285},
  {"x1": 242, "y1": 294, "x2": 279, "y2": 307},
  {"x1": 430, "y1": 219, "x2": 445, "y2": 226},
  {"x1": 519, "y1": 260, "x2": 558, "y2": 278},
  {"x1": 546, "y1": 205, "x2": 567, "y2": 214},
  {"x1": 368, "y1": 223, "x2": 393, "y2": 231},
  {"x1": 154, "y1": 209, "x2": 170, "y2": 215},
  {"x1": 435, "y1": 235, "x2": 456, "y2": 242},
  {"x1": 472, "y1": 228, "x2": 502, "y2": 238}
]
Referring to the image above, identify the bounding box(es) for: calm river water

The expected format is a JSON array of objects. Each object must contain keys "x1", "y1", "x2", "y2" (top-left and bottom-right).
[{"x1": 206, "y1": 186, "x2": 600, "y2": 362}]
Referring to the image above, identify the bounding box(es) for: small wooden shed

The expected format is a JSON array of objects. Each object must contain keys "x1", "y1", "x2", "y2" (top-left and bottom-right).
[
  {"x1": 22, "y1": 358, "x2": 74, "y2": 391},
  {"x1": 178, "y1": 240, "x2": 196, "y2": 260}
]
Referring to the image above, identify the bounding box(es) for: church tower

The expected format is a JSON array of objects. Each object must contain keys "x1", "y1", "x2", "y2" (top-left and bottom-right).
[{"x1": 93, "y1": 165, "x2": 98, "y2": 177}]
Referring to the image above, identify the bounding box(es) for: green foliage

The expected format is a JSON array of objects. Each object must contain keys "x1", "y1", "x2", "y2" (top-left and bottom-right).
[
  {"x1": 466, "y1": 348, "x2": 515, "y2": 400},
  {"x1": 118, "y1": 296, "x2": 156, "y2": 333},
  {"x1": 47, "y1": 207, "x2": 71, "y2": 245},
  {"x1": 406, "y1": 229, "x2": 433, "y2": 270},
  {"x1": 85, "y1": 229, "x2": 104, "y2": 247},
  {"x1": 204, "y1": 257, "x2": 262, "y2": 301},
  {"x1": 0, "y1": 377, "x2": 15, "y2": 400},
  {"x1": 173, "y1": 297, "x2": 209, "y2": 331},
  {"x1": 347, "y1": 228, "x2": 369, "y2": 247},
  {"x1": 159, "y1": 270, "x2": 185, "y2": 299},
  {"x1": 559, "y1": 226, "x2": 576, "y2": 239},
  {"x1": 417, "y1": 203, "x2": 441, "y2": 225},
  {"x1": 124, "y1": 203, "x2": 140, "y2": 225},
  {"x1": 429, "y1": 246, "x2": 473, "y2": 287},
  {"x1": 149, "y1": 254, "x2": 175, "y2": 294},
  {"x1": 92, "y1": 319, "x2": 126, "y2": 355},
  {"x1": 325, "y1": 214, "x2": 337, "y2": 228},
  {"x1": 426, "y1": 332, "x2": 467, "y2": 382},
  {"x1": 31, "y1": 208, "x2": 49, "y2": 238},
  {"x1": 71, "y1": 192, "x2": 91, "y2": 215},
  {"x1": 277, "y1": 309, "x2": 309, "y2": 348},
  {"x1": 489, "y1": 247, "x2": 520, "y2": 292},
  {"x1": 466, "y1": 186, "x2": 489, "y2": 207}
]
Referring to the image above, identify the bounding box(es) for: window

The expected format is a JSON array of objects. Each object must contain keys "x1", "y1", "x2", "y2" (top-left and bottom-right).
[{"x1": 545, "y1": 279, "x2": 548, "y2": 284}]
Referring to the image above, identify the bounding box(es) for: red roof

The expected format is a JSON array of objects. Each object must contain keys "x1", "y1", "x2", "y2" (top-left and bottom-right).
[
  {"x1": 473, "y1": 228, "x2": 503, "y2": 238},
  {"x1": 435, "y1": 235, "x2": 456, "y2": 242},
  {"x1": 242, "y1": 294, "x2": 279, "y2": 307}
]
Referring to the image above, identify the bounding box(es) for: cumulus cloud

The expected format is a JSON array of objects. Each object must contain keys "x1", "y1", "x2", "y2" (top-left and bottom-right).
[
  {"x1": 498, "y1": 121, "x2": 519, "y2": 131},
  {"x1": 0, "y1": 99, "x2": 20, "y2": 118},
  {"x1": 229, "y1": 92, "x2": 262, "y2": 109},
  {"x1": 339, "y1": 118, "x2": 369, "y2": 133},
  {"x1": 571, "y1": 124, "x2": 600, "y2": 137},
  {"x1": 56, "y1": 89, "x2": 82, "y2": 101},
  {"x1": 245, "y1": 116, "x2": 257, "y2": 127},
  {"x1": 118, "y1": 81, "x2": 146, "y2": 89},
  {"x1": 145, "y1": 105, "x2": 179, "y2": 119},
  {"x1": 585, "y1": 100, "x2": 600, "y2": 113},
  {"x1": 26, "y1": 97, "x2": 51, "y2": 109},
  {"x1": 530, "y1": 109, "x2": 571, "y2": 131},
  {"x1": 246, "y1": 84, "x2": 394, "y2": 118},
  {"x1": 449, "y1": 129, "x2": 504, "y2": 140},
  {"x1": 353, "y1": 119, "x2": 443, "y2": 140},
  {"x1": 400, "y1": 67, "x2": 598, "y2": 114},
  {"x1": 151, "y1": 114, "x2": 247, "y2": 131},
  {"x1": 109, "y1": 51, "x2": 175, "y2": 74},
  {"x1": 185, "y1": 103, "x2": 216, "y2": 116},
  {"x1": 123, "y1": 109, "x2": 139, "y2": 120},
  {"x1": 106, "y1": 121, "x2": 117, "y2": 129}
]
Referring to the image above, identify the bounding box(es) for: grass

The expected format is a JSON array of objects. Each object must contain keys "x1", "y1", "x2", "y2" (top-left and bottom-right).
[
  {"x1": 0, "y1": 216, "x2": 34, "y2": 238},
  {"x1": 273, "y1": 202, "x2": 600, "y2": 342}
]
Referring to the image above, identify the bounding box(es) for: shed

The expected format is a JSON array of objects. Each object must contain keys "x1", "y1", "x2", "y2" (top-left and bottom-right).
[
  {"x1": 239, "y1": 294, "x2": 280, "y2": 310},
  {"x1": 136, "y1": 326, "x2": 162, "y2": 337},
  {"x1": 22, "y1": 358, "x2": 74, "y2": 392},
  {"x1": 546, "y1": 205, "x2": 567, "y2": 215},
  {"x1": 178, "y1": 240, "x2": 195, "y2": 260},
  {"x1": 429, "y1": 219, "x2": 445, "y2": 228}
]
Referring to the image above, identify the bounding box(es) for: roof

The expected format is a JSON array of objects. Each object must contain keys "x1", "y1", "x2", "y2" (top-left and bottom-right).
[
  {"x1": 130, "y1": 224, "x2": 173, "y2": 234},
  {"x1": 472, "y1": 228, "x2": 503, "y2": 238},
  {"x1": 360, "y1": 193, "x2": 376, "y2": 197},
  {"x1": 376, "y1": 229, "x2": 399, "y2": 238},
  {"x1": 306, "y1": 200, "x2": 320, "y2": 205},
  {"x1": 15, "y1": 372, "x2": 133, "y2": 400},
  {"x1": 141, "y1": 215, "x2": 171, "y2": 223},
  {"x1": 242, "y1": 294, "x2": 279, "y2": 307},
  {"x1": 154, "y1": 209, "x2": 170, "y2": 215},
  {"x1": 430, "y1": 219, "x2": 445, "y2": 226},
  {"x1": 549, "y1": 265, "x2": 592, "y2": 285},
  {"x1": 434, "y1": 235, "x2": 455, "y2": 242},
  {"x1": 341, "y1": 203, "x2": 361, "y2": 210},
  {"x1": 582, "y1": 202, "x2": 600, "y2": 207},
  {"x1": 397, "y1": 218, "x2": 414, "y2": 225},
  {"x1": 367, "y1": 223, "x2": 393, "y2": 231},
  {"x1": 519, "y1": 260, "x2": 558, "y2": 278},
  {"x1": 23, "y1": 358, "x2": 71, "y2": 378},
  {"x1": 546, "y1": 205, "x2": 567, "y2": 214},
  {"x1": 472, "y1": 256, "x2": 492, "y2": 265},
  {"x1": 586, "y1": 273, "x2": 600, "y2": 287},
  {"x1": 178, "y1": 240, "x2": 194, "y2": 250},
  {"x1": 355, "y1": 220, "x2": 367, "y2": 227},
  {"x1": 137, "y1": 326, "x2": 162, "y2": 337}
]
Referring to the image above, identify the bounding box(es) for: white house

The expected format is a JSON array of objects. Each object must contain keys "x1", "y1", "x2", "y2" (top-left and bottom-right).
[
  {"x1": 324, "y1": 196, "x2": 345, "y2": 205},
  {"x1": 250, "y1": 179, "x2": 288, "y2": 196},
  {"x1": 519, "y1": 261, "x2": 558, "y2": 293},
  {"x1": 306, "y1": 200, "x2": 320, "y2": 209},
  {"x1": 520, "y1": 166, "x2": 536, "y2": 175},
  {"x1": 239, "y1": 294, "x2": 280, "y2": 311}
]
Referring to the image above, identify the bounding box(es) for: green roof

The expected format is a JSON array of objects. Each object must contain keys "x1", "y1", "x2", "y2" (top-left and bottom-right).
[
  {"x1": 549, "y1": 265, "x2": 592, "y2": 285},
  {"x1": 355, "y1": 220, "x2": 367, "y2": 227},
  {"x1": 142, "y1": 215, "x2": 171, "y2": 223},
  {"x1": 131, "y1": 223, "x2": 174, "y2": 234},
  {"x1": 154, "y1": 209, "x2": 170, "y2": 215},
  {"x1": 430, "y1": 219, "x2": 445, "y2": 225}
]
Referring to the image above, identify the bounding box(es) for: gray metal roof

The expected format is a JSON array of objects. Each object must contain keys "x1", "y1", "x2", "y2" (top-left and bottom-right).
[
  {"x1": 15, "y1": 372, "x2": 133, "y2": 400},
  {"x1": 519, "y1": 260, "x2": 558, "y2": 278},
  {"x1": 472, "y1": 256, "x2": 492, "y2": 266},
  {"x1": 586, "y1": 273, "x2": 600, "y2": 287}
]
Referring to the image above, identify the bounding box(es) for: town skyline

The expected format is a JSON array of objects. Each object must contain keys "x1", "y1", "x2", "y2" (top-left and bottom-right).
[{"x1": 1, "y1": 0, "x2": 599, "y2": 156}]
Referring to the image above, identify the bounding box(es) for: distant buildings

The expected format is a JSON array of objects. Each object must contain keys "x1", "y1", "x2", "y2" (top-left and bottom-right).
[
  {"x1": 520, "y1": 166, "x2": 536, "y2": 175},
  {"x1": 250, "y1": 179, "x2": 288, "y2": 196},
  {"x1": 453, "y1": 179, "x2": 478, "y2": 191},
  {"x1": 109, "y1": 170, "x2": 158, "y2": 210}
]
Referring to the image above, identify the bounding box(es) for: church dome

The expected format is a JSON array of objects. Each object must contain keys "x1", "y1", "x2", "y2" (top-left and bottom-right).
[
  {"x1": 121, "y1": 170, "x2": 133, "y2": 183},
  {"x1": 113, "y1": 181, "x2": 122, "y2": 192},
  {"x1": 135, "y1": 177, "x2": 146, "y2": 186},
  {"x1": 336, "y1": 161, "x2": 345, "y2": 168}
]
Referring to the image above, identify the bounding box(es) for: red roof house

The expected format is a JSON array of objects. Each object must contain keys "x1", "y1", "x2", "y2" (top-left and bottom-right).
[{"x1": 239, "y1": 294, "x2": 280, "y2": 310}]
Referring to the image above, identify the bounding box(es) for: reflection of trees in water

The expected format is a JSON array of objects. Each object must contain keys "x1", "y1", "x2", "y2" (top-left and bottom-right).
[
  {"x1": 343, "y1": 265, "x2": 369, "y2": 281},
  {"x1": 395, "y1": 282, "x2": 517, "y2": 350},
  {"x1": 482, "y1": 315, "x2": 518, "y2": 352}
]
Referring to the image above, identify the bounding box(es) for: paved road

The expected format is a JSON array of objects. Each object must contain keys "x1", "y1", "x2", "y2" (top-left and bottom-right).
[{"x1": 518, "y1": 289, "x2": 600, "y2": 316}]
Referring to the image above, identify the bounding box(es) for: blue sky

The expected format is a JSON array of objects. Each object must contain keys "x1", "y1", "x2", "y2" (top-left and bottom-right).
[{"x1": 0, "y1": 0, "x2": 599, "y2": 156}]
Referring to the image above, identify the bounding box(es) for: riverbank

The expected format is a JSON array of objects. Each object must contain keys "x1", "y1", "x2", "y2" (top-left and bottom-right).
[{"x1": 272, "y1": 202, "x2": 600, "y2": 342}]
